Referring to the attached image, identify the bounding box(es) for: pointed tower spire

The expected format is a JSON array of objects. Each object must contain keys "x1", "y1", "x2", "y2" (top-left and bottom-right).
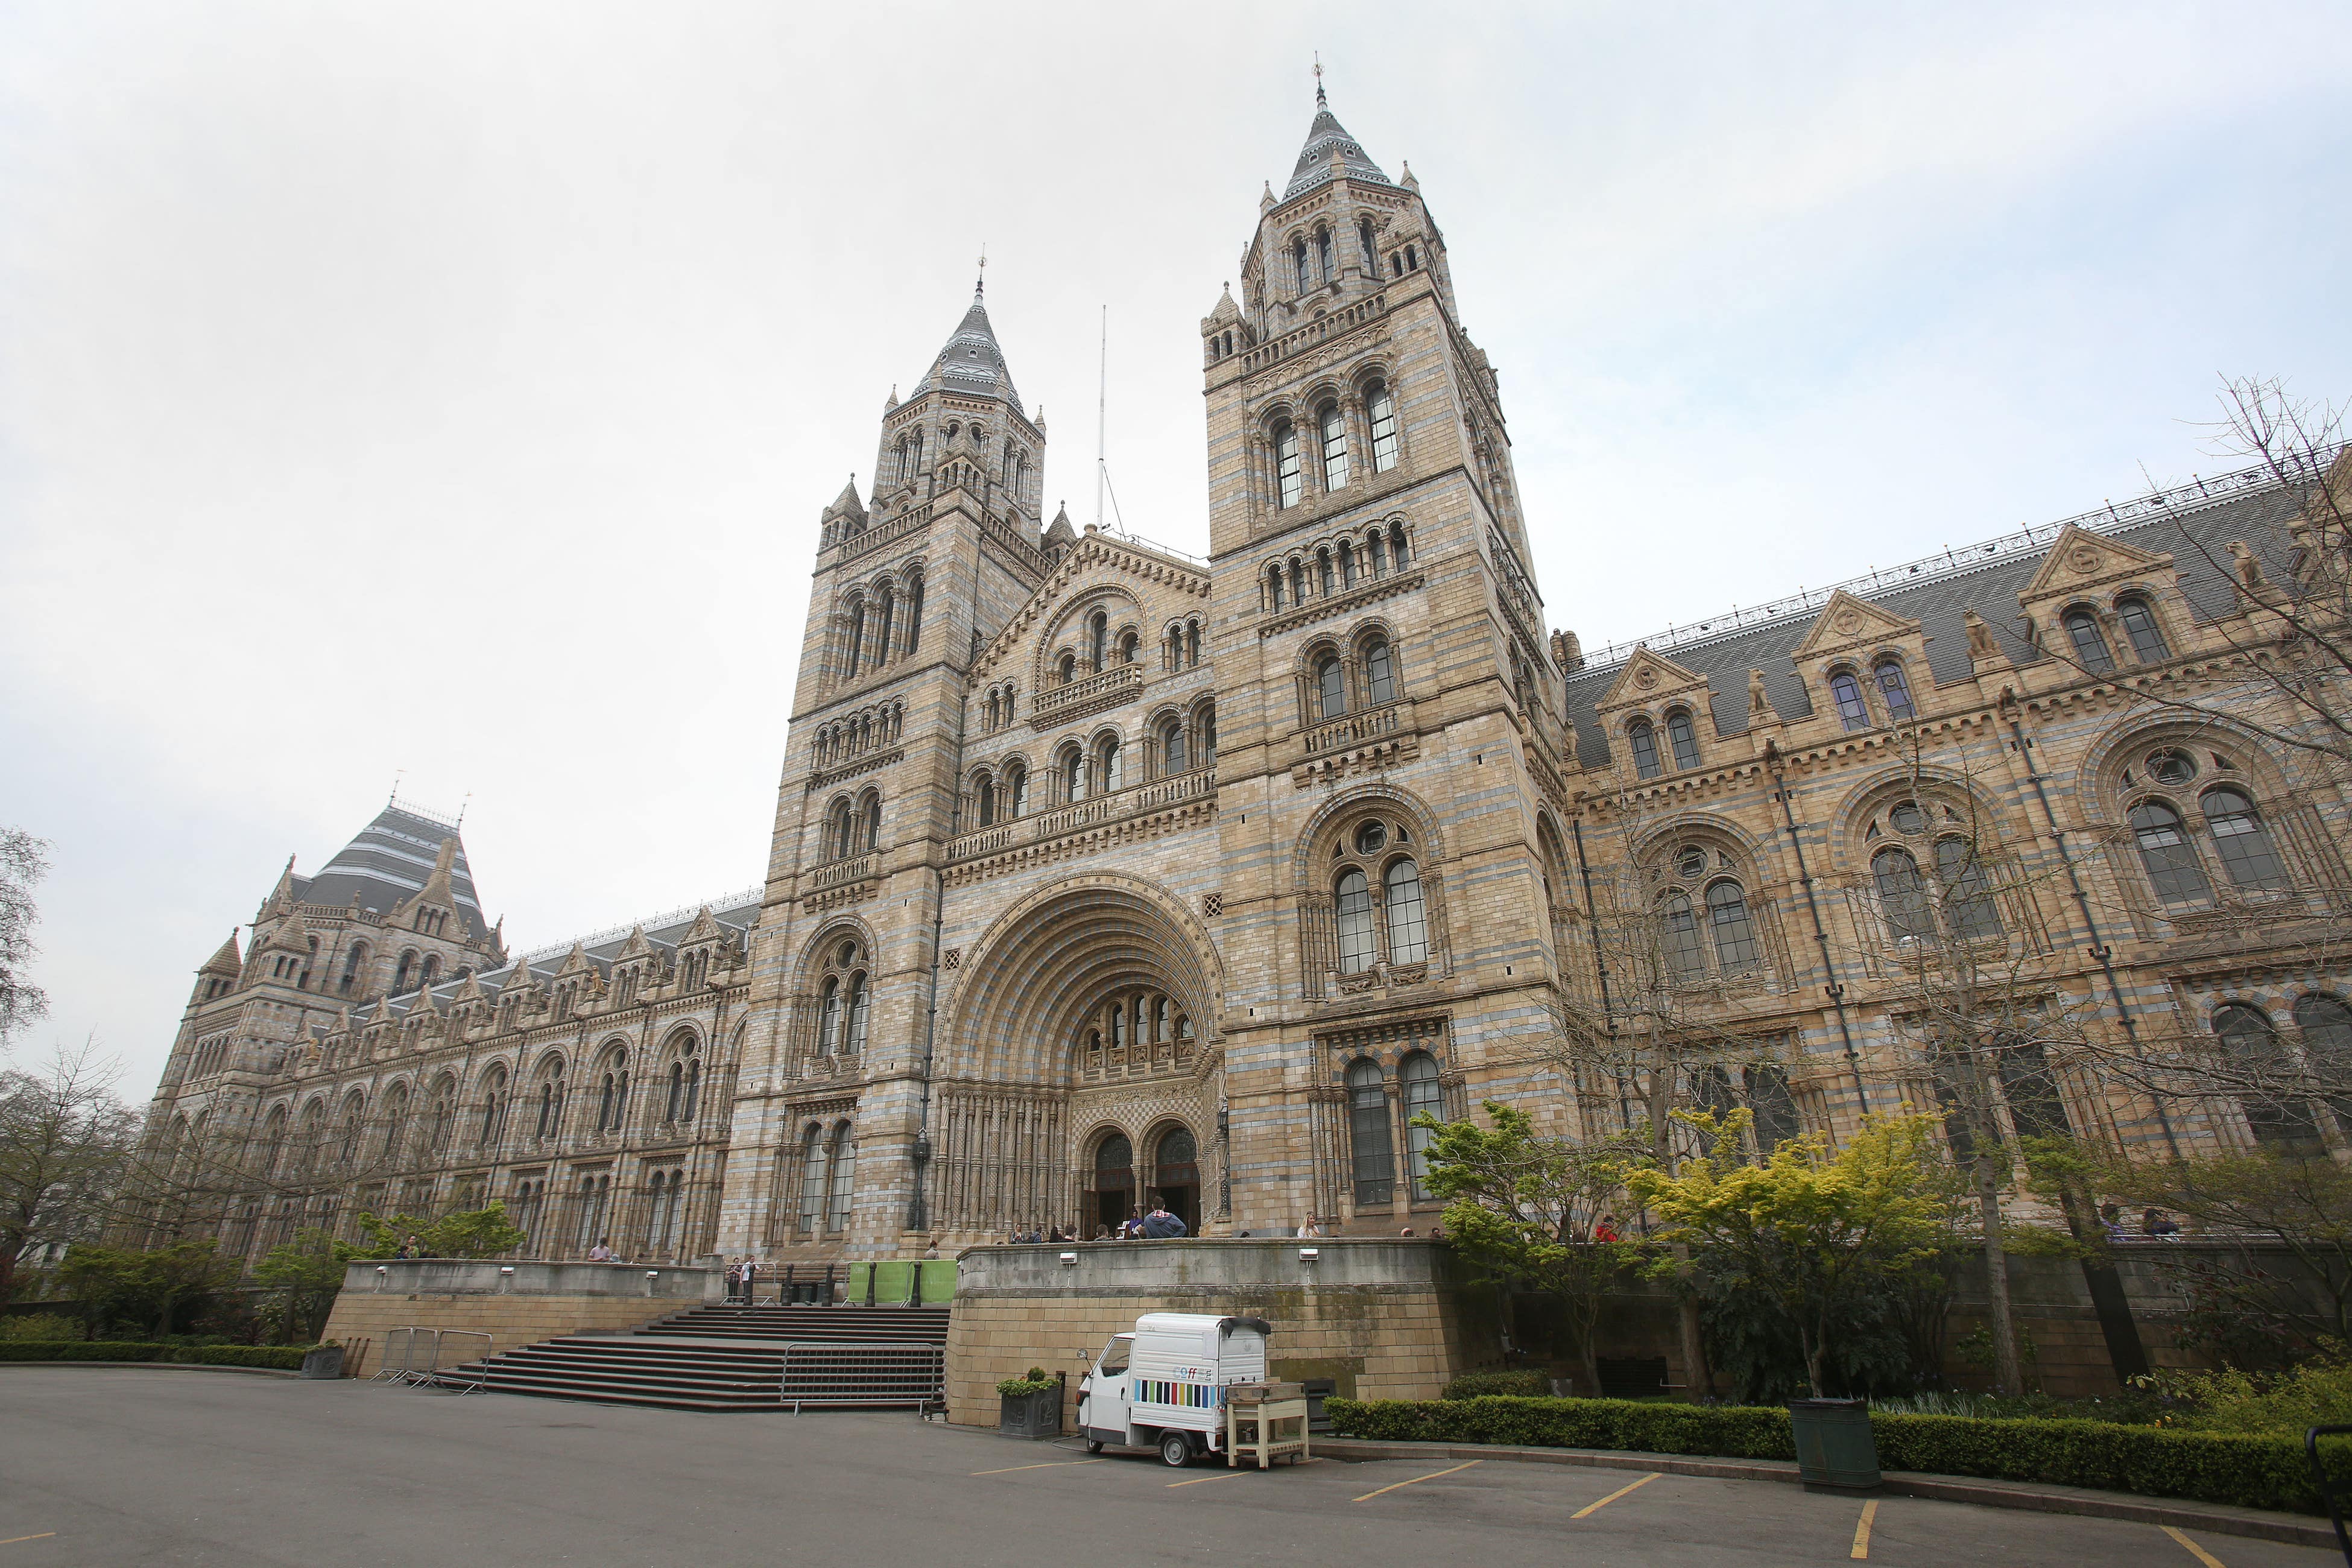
[{"x1": 1283, "y1": 82, "x2": 1393, "y2": 200}]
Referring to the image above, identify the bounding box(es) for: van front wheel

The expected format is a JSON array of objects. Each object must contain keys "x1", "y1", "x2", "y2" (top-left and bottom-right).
[
  {"x1": 1158, "y1": 1430, "x2": 1193, "y2": 1467},
  {"x1": 1086, "y1": 1439, "x2": 1104, "y2": 1454}
]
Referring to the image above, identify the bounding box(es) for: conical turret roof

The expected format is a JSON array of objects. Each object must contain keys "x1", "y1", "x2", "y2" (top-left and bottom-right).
[
  {"x1": 922, "y1": 283, "x2": 1022, "y2": 412},
  {"x1": 1043, "y1": 502, "x2": 1077, "y2": 548},
  {"x1": 304, "y1": 803, "x2": 488, "y2": 934},
  {"x1": 199, "y1": 931, "x2": 244, "y2": 978},
  {"x1": 1283, "y1": 90, "x2": 1394, "y2": 200}
]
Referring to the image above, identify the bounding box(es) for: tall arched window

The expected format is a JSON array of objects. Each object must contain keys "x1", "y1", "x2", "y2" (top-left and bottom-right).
[
  {"x1": 1368, "y1": 528, "x2": 1388, "y2": 575},
  {"x1": 1320, "y1": 403, "x2": 1350, "y2": 490},
  {"x1": 860, "y1": 793, "x2": 881, "y2": 854},
  {"x1": 1061, "y1": 745, "x2": 1084, "y2": 803},
  {"x1": 2117, "y1": 595, "x2": 2167, "y2": 662},
  {"x1": 2293, "y1": 995, "x2": 2352, "y2": 1137},
  {"x1": 845, "y1": 601, "x2": 866, "y2": 677},
  {"x1": 1006, "y1": 763, "x2": 1029, "y2": 818},
  {"x1": 2131, "y1": 800, "x2": 2211, "y2": 906},
  {"x1": 1162, "y1": 721, "x2": 1188, "y2": 775},
  {"x1": 818, "y1": 978, "x2": 842, "y2": 1056},
  {"x1": 665, "y1": 1060, "x2": 685, "y2": 1123},
  {"x1": 827, "y1": 1124, "x2": 856, "y2": 1232},
  {"x1": 2202, "y1": 788, "x2": 2286, "y2": 891},
  {"x1": 2214, "y1": 1004, "x2": 2322, "y2": 1152},
  {"x1": 1338, "y1": 540, "x2": 1356, "y2": 587},
  {"x1": 1874, "y1": 660, "x2": 1916, "y2": 721},
  {"x1": 1365, "y1": 637, "x2": 1396, "y2": 705},
  {"x1": 1315, "y1": 226, "x2": 1333, "y2": 283},
  {"x1": 1660, "y1": 893, "x2": 1707, "y2": 982},
  {"x1": 1096, "y1": 736, "x2": 1124, "y2": 793},
  {"x1": 1292, "y1": 238, "x2": 1309, "y2": 296},
  {"x1": 1088, "y1": 612, "x2": 1107, "y2": 671},
  {"x1": 1268, "y1": 563, "x2": 1286, "y2": 609},
  {"x1": 1368, "y1": 384, "x2": 1399, "y2": 472},
  {"x1": 1400, "y1": 1052, "x2": 1443, "y2": 1200},
  {"x1": 394, "y1": 950, "x2": 417, "y2": 993},
  {"x1": 338, "y1": 943, "x2": 370, "y2": 997},
  {"x1": 1935, "y1": 837, "x2": 2003, "y2": 938},
  {"x1": 1706, "y1": 881, "x2": 1760, "y2": 971},
  {"x1": 1665, "y1": 710, "x2": 1700, "y2": 771},
  {"x1": 1317, "y1": 655, "x2": 1347, "y2": 720},
  {"x1": 1830, "y1": 671, "x2": 1871, "y2": 732},
  {"x1": 1057, "y1": 651, "x2": 1076, "y2": 685},
  {"x1": 1274, "y1": 423, "x2": 1303, "y2": 508},
  {"x1": 798, "y1": 1126, "x2": 829, "y2": 1233},
  {"x1": 845, "y1": 973, "x2": 870, "y2": 1055},
  {"x1": 903, "y1": 575, "x2": 924, "y2": 653},
  {"x1": 976, "y1": 776, "x2": 996, "y2": 827},
  {"x1": 1873, "y1": 847, "x2": 1935, "y2": 941},
  {"x1": 1384, "y1": 859, "x2": 1429, "y2": 965},
  {"x1": 1347, "y1": 1059, "x2": 1393, "y2": 1206},
  {"x1": 1626, "y1": 719, "x2": 1661, "y2": 779},
  {"x1": 1318, "y1": 549, "x2": 1335, "y2": 596},
  {"x1": 873, "y1": 587, "x2": 894, "y2": 666},
  {"x1": 825, "y1": 798, "x2": 852, "y2": 862},
  {"x1": 2063, "y1": 609, "x2": 2115, "y2": 673},
  {"x1": 1198, "y1": 704, "x2": 1217, "y2": 767},
  {"x1": 1335, "y1": 868, "x2": 1376, "y2": 974}
]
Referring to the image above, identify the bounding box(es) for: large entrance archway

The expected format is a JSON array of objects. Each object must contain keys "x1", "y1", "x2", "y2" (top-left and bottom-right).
[{"x1": 927, "y1": 875, "x2": 1225, "y2": 1243}]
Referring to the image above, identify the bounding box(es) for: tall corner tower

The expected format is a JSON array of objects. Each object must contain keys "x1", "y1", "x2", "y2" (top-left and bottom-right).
[
  {"x1": 737, "y1": 282, "x2": 1054, "y2": 1256},
  {"x1": 1202, "y1": 88, "x2": 1580, "y2": 1227}
]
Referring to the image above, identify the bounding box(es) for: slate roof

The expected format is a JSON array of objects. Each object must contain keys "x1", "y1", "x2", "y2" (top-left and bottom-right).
[
  {"x1": 1561, "y1": 474, "x2": 2317, "y2": 770},
  {"x1": 300, "y1": 805, "x2": 490, "y2": 937},
  {"x1": 355, "y1": 892, "x2": 760, "y2": 1025},
  {"x1": 1283, "y1": 91, "x2": 1395, "y2": 200},
  {"x1": 922, "y1": 284, "x2": 1022, "y2": 413}
]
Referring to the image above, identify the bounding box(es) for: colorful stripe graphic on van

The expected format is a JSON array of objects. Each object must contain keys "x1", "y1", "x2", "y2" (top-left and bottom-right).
[{"x1": 1131, "y1": 1378, "x2": 1218, "y2": 1409}]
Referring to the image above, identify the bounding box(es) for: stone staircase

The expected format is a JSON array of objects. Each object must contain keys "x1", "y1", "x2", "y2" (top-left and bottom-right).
[{"x1": 431, "y1": 1304, "x2": 952, "y2": 1412}]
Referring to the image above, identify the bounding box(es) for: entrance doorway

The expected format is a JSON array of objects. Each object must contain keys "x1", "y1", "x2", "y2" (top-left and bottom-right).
[
  {"x1": 1092, "y1": 1133, "x2": 1133, "y2": 1235},
  {"x1": 1151, "y1": 1126, "x2": 1199, "y2": 1234}
]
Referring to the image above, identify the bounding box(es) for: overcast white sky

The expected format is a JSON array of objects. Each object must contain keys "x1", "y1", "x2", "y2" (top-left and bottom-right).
[{"x1": 4, "y1": 2, "x2": 2347, "y2": 1098}]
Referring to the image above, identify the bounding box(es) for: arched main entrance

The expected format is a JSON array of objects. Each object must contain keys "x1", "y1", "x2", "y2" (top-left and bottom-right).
[
  {"x1": 1148, "y1": 1124, "x2": 1200, "y2": 1233},
  {"x1": 1089, "y1": 1131, "x2": 1134, "y2": 1233}
]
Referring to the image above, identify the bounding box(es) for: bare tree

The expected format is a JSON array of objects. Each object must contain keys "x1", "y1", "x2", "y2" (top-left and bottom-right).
[
  {"x1": 0, "y1": 1035, "x2": 139, "y2": 1303},
  {"x1": 0, "y1": 828, "x2": 51, "y2": 1051}
]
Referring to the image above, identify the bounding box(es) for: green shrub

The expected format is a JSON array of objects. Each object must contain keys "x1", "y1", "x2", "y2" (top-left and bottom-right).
[
  {"x1": 997, "y1": 1366, "x2": 1057, "y2": 1397},
  {"x1": 0, "y1": 1341, "x2": 312, "y2": 1368},
  {"x1": 1323, "y1": 1396, "x2": 2352, "y2": 1515},
  {"x1": 0, "y1": 1341, "x2": 171, "y2": 1362},
  {"x1": 1442, "y1": 1370, "x2": 1554, "y2": 1400},
  {"x1": 0, "y1": 1313, "x2": 84, "y2": 1342},
  {"x1": 177, "y1": 1344, "x2": 311, "y2": 1370}
]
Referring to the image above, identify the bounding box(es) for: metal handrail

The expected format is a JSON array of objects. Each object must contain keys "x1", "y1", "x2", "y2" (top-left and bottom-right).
[{"x1": 776, "y1": 1339, "x2": 944, "y2": 1415}]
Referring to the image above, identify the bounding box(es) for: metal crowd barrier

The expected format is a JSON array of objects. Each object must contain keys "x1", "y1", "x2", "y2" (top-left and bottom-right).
[
  {"x1": 776, "y1": 1340, "x2": 944, "y2": 1415},
  {"x1": 368, "y1": 1327, "x2": 495, "y2": 1394}
]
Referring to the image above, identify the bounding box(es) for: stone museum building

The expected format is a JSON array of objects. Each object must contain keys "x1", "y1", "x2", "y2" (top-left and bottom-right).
[{"x1": 136, "y1": 92, "x2": 2352, "y2": 1269}]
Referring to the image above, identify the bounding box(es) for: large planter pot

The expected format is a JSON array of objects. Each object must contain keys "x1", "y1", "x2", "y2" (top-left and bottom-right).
[
  {"x1": 999, "y1": 1387, "x2": 1061, "y2": 1440},
  {"x1": 299, "y1": 1345, "x2": 347, "y2": 1380},
  {"x1": 1788, "y1": 1399, "x2": 1880, "y2": 1494}
]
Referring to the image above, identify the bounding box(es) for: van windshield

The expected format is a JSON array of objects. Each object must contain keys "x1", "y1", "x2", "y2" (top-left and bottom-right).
[{"x1": 1095, "y1": 1336, "x2": 1131, "y2": 1377}]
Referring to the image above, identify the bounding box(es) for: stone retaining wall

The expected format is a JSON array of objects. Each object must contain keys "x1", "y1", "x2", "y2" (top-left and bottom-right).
[
  {"x1": 321, "y1": 1260, "x2": 722, "y2": 1377},
  {"x1": 943, "y1": 1238, "x2": 1494, "y2": 1427}
]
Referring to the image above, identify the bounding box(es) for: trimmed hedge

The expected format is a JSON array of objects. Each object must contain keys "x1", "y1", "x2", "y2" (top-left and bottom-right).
[
  {"x1": 1443, "y1": 1370, "x2": 1555, "y2": 1400},
  {"x1": 0, "y1": 1342, "x2": 314, "y2": 1370},
  {"x1": 1324, "y1": 1396, "x2": 2352, "y2": 1516}
]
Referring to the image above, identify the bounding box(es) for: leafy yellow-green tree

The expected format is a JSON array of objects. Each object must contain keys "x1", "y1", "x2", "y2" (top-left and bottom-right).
[
  {"x1": 345, "y1": 1201, "x2": 526, "y2": 1262},
  {"x1": 1415, "y1": 1102, "x2": 1648, "y2": 1396},
  {"x1": 1628, "y1": 1110, "x2": 1957, "y2": 1399},
  {"x1": 55, "y1": 1239, "x2": 238, "y2": 1338}
]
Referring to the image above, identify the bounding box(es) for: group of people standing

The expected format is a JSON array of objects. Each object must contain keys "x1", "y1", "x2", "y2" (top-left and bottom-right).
[
  {"x1": 1004, "y1": 1203, "x2": 1192, "y2": 1243},
  {"x1": 722, "y1": 1256, "x2": 765, "y2": 1301}
]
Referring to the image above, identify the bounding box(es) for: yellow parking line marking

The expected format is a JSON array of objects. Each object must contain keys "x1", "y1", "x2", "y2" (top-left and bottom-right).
[
  {"x1": 2162, "y1": 1526, "x2": 2226, "y2": 1568},
  {"x1": 1169, "y1": 1470, "x2": 1250, "y2": 1487},
  {"x1": 1851, "y1": 1499, "x2": 1878, "y2": 1559},
  {"x1": 1351, "y1": 1459, "x2": 1482, "y2": 1502},
  {"x1": 0, "y1": 1536, "x2": 58, "y2": 1547},
  {"x1": 970, "y1": 1458, "x2": 1106, "y2": 1476},
  {"x1": 1572, "y1": 1471, "x2": 1661, "y2": 1519}
]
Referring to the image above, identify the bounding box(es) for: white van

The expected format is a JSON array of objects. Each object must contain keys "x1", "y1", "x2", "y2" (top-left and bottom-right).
[{"x1": 1076, "y1": 1312, "x2": 1272, "y2": 1466}]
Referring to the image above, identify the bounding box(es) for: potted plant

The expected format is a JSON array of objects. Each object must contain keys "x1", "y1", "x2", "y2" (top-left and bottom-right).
[
  {"x1": 1630, "y1": 1111, "x2": 1956, "y2": 1494},
  {"x1": 299, "y1": 1341, "x2": 346, "y2": 1380},
  {"x1": 997, "y1": 1367, "x2": 1061, "y2": 1438}
]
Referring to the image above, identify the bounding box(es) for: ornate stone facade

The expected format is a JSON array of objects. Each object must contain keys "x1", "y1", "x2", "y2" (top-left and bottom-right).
[{"x1": 139, "y1": 93, "x2": 2352, "y2": 1269}]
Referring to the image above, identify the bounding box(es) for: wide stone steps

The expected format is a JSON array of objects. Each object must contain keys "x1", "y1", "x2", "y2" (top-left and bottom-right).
[{"x1": 430, "y1": 1304, "x2": 950, "y2": 1412}]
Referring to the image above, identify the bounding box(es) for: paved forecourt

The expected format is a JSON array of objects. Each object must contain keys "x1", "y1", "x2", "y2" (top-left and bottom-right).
[{"x1": 0, "y1": 1371, "x2": 2335, "y2": 1567}]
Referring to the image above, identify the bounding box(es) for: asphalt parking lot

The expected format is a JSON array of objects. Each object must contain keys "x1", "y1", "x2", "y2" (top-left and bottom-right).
[{"x1": 0, "y1": 1370, "x2": 2335, "y2": 1567}]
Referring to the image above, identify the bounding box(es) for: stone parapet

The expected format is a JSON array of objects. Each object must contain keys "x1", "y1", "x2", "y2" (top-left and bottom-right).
[
  {"x1": 320, "y1": 1259, "x2": 723, "y2": 1377},
  {"x1": 943, "y1": 1238, "x2": 1492, "y2": 1427}
]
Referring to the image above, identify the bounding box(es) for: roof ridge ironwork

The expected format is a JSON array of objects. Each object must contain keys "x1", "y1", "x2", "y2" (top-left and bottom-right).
[{"x1": 1575, "y1": 445, "x2": 2339, "y2": 675}]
